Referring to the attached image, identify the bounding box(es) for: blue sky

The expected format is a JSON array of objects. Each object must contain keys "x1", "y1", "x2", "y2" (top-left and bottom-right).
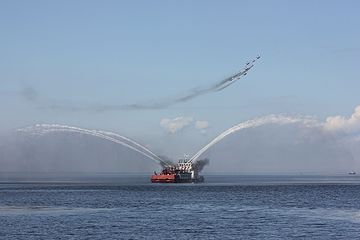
[{"x1": 1, "y1": 0, "x2": 360, "y2": 158}]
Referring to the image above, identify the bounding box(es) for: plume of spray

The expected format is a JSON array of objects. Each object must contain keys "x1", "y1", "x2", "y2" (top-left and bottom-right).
[
  {"x1": 18, "y1": 124, "x2": 173, "y2": 168},
  {"x1": 190, "y1": 114, "x2": 318, "y2": 162}
]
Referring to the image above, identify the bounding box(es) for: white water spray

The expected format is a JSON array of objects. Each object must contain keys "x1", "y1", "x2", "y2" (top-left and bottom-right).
[
  {"x1": 189, "y1": 114, "x2": 318, "y2": 162},
  {"x1": 17, "y1": 115, "x2": 320, "y2": 171},
  {"x1": 18, "y1": 124, "x2": 172, "y2": 167}
]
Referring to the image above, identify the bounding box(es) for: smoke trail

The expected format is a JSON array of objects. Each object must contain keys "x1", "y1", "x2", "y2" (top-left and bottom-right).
[
  {"x1": 18, "y1": 124, "x2": 173, "y2": 168},
  {"x1": 19, "y1": 57, "x2": 260, "y2": 112},
  {"x1": 90, "y1": 57, "x2": 260, "y2": 111},
  {"x1": 190, "y1": 114, "x2": 318, "y2": 162}
]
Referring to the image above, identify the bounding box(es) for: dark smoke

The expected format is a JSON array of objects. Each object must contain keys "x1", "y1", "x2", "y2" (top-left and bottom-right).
[{"x1": 192, "y1": 158, "x2": 210, "y2": 172}]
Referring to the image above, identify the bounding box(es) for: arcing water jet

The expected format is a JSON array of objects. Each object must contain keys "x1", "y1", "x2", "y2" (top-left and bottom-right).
[
  {"x1": 17, "y1": 115, "x2": 317, "y2": 182},
  {"x1": 18, "y1": 124, "x2": 172, "y2": 168},
  {"x1": 189, "y1": 114, "x2": 317, "y2": 162}
]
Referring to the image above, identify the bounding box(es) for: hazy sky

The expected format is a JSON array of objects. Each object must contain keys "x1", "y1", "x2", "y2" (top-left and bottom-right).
[{"x1": 1, "y1": 1, "x2": 360, "y2": 170}]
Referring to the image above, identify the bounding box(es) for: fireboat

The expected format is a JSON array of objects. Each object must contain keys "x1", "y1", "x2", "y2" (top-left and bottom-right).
[{"x1": 151, "y1": 156, "x2": 204, "y2": 183}]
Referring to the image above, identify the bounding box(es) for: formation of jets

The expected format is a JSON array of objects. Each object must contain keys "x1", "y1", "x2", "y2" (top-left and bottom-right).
[{"x1": 214, "y1": 55, "x2": 260, "y2": 91}]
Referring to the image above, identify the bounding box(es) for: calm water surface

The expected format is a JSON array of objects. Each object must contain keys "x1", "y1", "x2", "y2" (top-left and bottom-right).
[{"x1": 1, "y1": 175, "x2": 360, "y2": 239}]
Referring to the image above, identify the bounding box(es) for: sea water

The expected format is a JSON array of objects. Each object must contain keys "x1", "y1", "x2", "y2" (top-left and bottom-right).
[{"x1": 1, "y1": 174, "x2": 360, "y2": 239}]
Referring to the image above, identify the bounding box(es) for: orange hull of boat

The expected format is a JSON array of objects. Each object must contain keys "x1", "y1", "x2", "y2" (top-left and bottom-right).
[{"x1": 151, "y1": 174, "x2": 176, "y2": 183}]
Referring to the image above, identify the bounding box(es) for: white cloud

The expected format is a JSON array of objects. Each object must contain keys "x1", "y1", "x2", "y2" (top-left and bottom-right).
[
  {"x1": 160, "y1": 116, "x2": 193, "y2": 134},
  {"x1": 195, "y1": 120, "x2": 209, "y2": 130},
  {"x1": 324, "y1": 105, "x2": 360, "y2": 132},
  {"x1": 195, "y1": 120, "x2": 209, "y2": 133}
]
